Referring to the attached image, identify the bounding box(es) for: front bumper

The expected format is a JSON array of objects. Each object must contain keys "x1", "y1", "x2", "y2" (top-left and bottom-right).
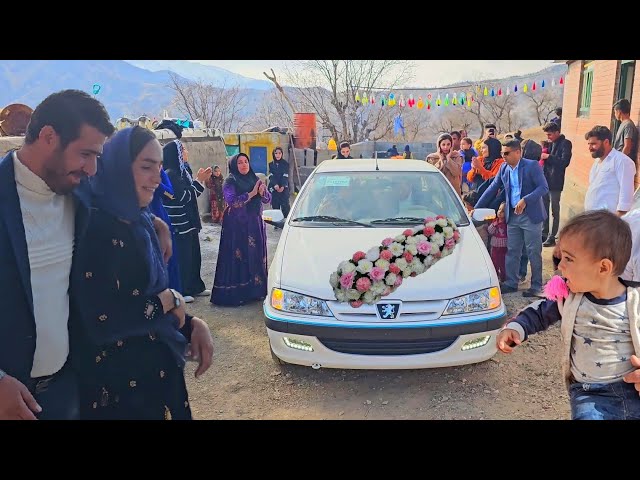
[{"x1": 263, "y1": 303, "x2": 506, "y2": 369}]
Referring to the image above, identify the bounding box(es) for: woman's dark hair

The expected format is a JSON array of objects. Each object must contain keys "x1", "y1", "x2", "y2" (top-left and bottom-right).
[
  {"x1": 25, "y1": 89, "x2": 114, "y2": 148},
  {"x1": 339, "y1": 141, "x2": 350, "y2": 150},
  {"x1": 129, "y1": 126, "x2": 158, "y2": 161}
]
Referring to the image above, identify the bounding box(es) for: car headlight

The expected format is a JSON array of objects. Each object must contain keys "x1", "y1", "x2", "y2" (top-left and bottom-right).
[
  {"x1": 271, "y1": 288, "x2": 332, "y2": 316},
  {"x1": 443, "y1": 287, "x2": 501, "y2": 315}
]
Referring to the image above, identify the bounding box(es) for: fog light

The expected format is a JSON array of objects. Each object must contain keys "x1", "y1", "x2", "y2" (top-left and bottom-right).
[
  {"x1": 461, "y1": 336, "x2": 491, "y2": 351},
  {"x1": 283, "y1": 337, "x2": 314, "y2": 352}
]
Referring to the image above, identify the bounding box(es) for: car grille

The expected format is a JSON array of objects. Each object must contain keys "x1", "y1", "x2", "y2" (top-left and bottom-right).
[
  {"x1": 327, "y1": 299, "x2": 448, "y2": 323},
  {"x1": 317, "y1": 337, "x2": 458, "y2": 355}
]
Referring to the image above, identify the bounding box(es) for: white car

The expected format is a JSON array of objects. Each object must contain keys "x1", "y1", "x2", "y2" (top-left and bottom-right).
[{"x1": 262, "y1": 159, "x2": 506, "y2": 370}]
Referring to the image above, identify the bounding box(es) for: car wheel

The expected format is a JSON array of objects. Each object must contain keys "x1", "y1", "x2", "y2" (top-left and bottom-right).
[{"x1": 270, "y1": 347, "x2": 288, "y2": 365}]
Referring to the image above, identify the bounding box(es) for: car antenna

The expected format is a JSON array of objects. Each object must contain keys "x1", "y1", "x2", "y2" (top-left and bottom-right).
[{"x1": 375, "y1": 150, "x2": 379, "y2": 171}]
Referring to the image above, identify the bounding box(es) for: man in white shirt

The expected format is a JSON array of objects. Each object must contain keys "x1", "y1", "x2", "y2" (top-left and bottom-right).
[{"x1": 583, "y1": 125, "x2": 636, "y2": 216}]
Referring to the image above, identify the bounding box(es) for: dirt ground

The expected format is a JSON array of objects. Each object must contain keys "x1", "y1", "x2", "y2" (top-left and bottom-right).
[{"x1": 184, "y1": 222, "x2": 569, "y2": 420}]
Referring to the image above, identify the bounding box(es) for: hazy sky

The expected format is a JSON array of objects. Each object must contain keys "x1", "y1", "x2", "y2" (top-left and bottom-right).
[{"x1": 189, "y1": 60, "x2": 555, "y2": 87}]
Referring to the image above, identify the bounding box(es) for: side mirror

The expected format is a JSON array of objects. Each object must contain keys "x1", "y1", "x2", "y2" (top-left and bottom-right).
[
  {"x1": 262, "y1": 209, "x2": 285, "y2": 228},
  {"x1": 471, "y1": 208, "x2": 496, "y2": 225}
]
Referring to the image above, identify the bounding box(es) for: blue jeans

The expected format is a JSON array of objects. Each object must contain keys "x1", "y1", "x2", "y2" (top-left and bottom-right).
[
  {"x1": 505, "y1": 211, "x2": 543, "y2": 290},
  {"x1": 569, "y1": 381, "x2": 640, "y2": 420},
  {"x1": 519, "y1": 247, "x2": 528, "y2": 278}
]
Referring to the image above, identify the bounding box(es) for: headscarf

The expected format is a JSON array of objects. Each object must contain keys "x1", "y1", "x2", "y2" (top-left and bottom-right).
[
  {"x1": 482, "y1": 137, "x2": 503, "y2": 170},
  {"x1": 90, "y1": 126, "x2": 168, "y2": 296},
  {"x1": 162, "y1": 139, "x2": 193, "y2": 183},
  {"x1": 224, "y1": 153, "x2": 261, "y2": 213},
  {"x1": 209, "y1": 164, "x2": 224, "y2": 191}
]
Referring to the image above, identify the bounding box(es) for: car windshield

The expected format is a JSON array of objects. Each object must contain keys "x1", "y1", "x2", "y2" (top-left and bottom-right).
[{"x1": 290, "y1": 171, "x2": 469, "y2": 227}]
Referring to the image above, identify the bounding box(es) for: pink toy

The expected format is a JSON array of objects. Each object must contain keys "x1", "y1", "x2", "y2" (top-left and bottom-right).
[{"x1": 543, "y1": 275, "x2": 569, "y2": 301}]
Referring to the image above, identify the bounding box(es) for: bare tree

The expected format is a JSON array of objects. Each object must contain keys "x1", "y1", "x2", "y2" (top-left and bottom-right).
[
  {"x1": 247, "y1": 89, "x2": 294, "y2": 131},
  {"x1": 523, "y1": 87, "x2": 563, "y2": 126},
  {"x1": 167, "y1": 72, "x2": 250, "y2": 131},
  {"x1": 275, "y1": 60, "x2": 415, "y2": 143},
  {"x1": 401, "y1": 106, "x2": 433, "y2": 142},
  {"x1": 432, "y1": 107, "x2": 475, "y2": 135}
]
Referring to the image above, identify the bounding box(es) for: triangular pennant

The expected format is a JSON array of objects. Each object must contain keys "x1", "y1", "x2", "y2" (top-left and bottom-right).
[
  {"x1": 362, "y1": 93, "x2": 368, "y2": 104},
  {"x1": 483, "y1": 86, "x2": 488, "y2": 96},
  {"x1": 355, "y1": 91, "x2": 361, "y2": 102},
  {"x1": 490, "y1": 87, "x2": 495, "y2": 97},
  {"x1": 559, "y1": 76, "x2": 564, "y2": 85},
  {"x1": 514, "y1": 84, "x2": 518, "y2": 92},
  {"x1": 523, "y1": 83, "x2": 528, "y2": 93},
  {"x1": 532, "y1": 81, "x2": 536, "y2": 91},
  {"x1": 541, "y1": 79, "x2": 546, "y2": 88},
  {"x1": 417, "y1": 96, "x2": 424, "y2": 109},
  {"x1": 399, "y1": 93, "x2": 405, "y2": 107},
  {"x1": 498, "y1": 87, "x2": 502, "y2": 96},
  {"x1": 552, "y1": 78, "x2": 556, "y2": 87}
]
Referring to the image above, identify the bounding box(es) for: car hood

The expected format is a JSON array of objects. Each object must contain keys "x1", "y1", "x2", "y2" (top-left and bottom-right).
[{"x1": 278, "y1": 225, "x2": 493, "y2": 301}]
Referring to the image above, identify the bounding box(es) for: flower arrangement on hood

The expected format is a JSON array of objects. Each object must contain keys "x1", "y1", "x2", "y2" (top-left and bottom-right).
[{"x1": 329, "y1": 215, "x2": 462, "y2": 308}]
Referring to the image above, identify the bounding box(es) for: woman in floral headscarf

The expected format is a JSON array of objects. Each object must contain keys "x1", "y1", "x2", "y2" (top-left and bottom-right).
[{"x1": 205, "y1": 165, "x2": 226, "y2": 224}]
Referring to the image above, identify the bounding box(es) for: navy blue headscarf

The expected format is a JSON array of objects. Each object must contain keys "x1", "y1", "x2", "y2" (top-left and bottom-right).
[{"x1": 91, "y1": 127, "x2": 169, "y2": 296}]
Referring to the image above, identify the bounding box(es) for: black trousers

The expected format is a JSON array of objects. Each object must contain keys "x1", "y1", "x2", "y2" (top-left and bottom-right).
[
  {"x1": 175, "y1": 230, "x2": 206, "y2": 296},
  {"x1": 271, "y1": 190, "x2": 290, "y2": 218},
  {"x1": 26, "y1": 361, "x2": 79, "y2": 420},
  {"x1": 542, "y1": 190, "x2": 562, "y2": 240}
]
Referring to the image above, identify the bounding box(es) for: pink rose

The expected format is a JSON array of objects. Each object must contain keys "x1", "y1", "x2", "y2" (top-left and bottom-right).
[
  {"x1": 416, "y1": 241, "x2": 432, "y2": 255},
  {"x1": 423, "y1": 226, "x2": 436, "y2": 237},
  {"x1": 369, "y1": 267, "x2": 385, "y2": 282},
  {"x1": 352, "y1": 251, "x2": 366, "y2": 262},
  {"x1": 424, "y1": 217, "x2": 435, "y2": 223},
  {"x1": 382, "y1": 287, "x2": 392, "y2": 296},
  {"x1": 436, "y1": 214, "x2": 446, "y2": 220},
  {"x1": 381, "y1": 238, "x2": 393, "y2": 247},
  {"x1": 389, "y1": 264, "x2": 401, "y2": 275},
  {"x1": 453, "y1": 230, "x2": 461, "y2": 241},
  {"x1": 403, "y1": 229, "x2": 414, "y2": 237},
  {"x1": 394, "y1": 276, "x2": 403, "y2": 287},
  {"x1": 403, "y1": 252, "x2": 413, "y2": 263},
  {"x1": 379, "y1": 249, "x2": 393, "y2": 261},
  {"x1": 350, "y1": 300, "x2": 363, "y2": 308},
  {"x1": 445, "y1": 238, "x2": 456, "y2": 250},
  {"x1": 356, "y1": 277, "x2": 372, "y2": 293},
  {"x1": 339, "y1": 272, "x2": 355, "y2": 289}
]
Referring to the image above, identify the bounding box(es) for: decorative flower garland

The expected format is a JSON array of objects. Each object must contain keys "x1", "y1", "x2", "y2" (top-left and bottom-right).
[{"x1": 329, "y1": 215, "x2": 462, "y2": 308}]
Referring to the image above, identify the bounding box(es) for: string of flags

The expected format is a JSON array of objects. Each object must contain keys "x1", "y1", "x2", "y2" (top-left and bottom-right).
[{"x1": 353, "y1": 76, "x2": 564, "y2": 109}]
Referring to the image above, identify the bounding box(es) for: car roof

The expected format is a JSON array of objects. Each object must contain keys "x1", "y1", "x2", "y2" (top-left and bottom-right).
[{"x1": 315, "y1": 158, "x2": 439, "y2": 173}]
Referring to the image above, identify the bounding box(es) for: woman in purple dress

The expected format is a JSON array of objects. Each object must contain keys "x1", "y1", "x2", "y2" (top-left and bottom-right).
[{"x1": 210, "y1": 153, "x2": 271, "y2": 306}]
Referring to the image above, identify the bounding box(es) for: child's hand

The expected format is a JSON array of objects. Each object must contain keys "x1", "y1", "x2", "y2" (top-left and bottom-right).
[
  {"x1": 497, "y1": 329, "x2": 521, "y2": 353},
  {"x1": 623, "y1": 355, "x2": 640, "y2": 395}
]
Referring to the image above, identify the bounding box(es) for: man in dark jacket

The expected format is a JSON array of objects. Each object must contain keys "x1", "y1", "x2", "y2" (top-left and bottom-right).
[
  {"x1": 268, "y1": 147, "x2": 290, "y2": 218},
  {"x1": 540, "y1": 122, "x2": 572, "y2": 247}
]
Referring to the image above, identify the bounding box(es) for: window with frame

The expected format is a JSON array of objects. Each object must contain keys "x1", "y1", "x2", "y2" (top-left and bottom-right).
[{"x1": 579, "y1": 60, "x2": 594, "y2": 117}]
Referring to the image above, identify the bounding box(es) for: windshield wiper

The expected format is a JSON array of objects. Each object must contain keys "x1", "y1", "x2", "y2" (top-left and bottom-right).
[
  {"x1": 291, "y1": 215, "x2": 371, "y2": 227},
  {"x1": 370, "y1": 216, "x2": 426, "y2": 224}
]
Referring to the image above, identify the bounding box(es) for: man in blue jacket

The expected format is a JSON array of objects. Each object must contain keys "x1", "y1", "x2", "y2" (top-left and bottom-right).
[{"x1": 475, "y1": 139, "x2": 549, "y2": 297}]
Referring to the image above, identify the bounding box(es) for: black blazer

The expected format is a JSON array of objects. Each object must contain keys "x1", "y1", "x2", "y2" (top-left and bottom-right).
[{"x1": 0, "y1": 151, "x2": 91, "y2": 384}]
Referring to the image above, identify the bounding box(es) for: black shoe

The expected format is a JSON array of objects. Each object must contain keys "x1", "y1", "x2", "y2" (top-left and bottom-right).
[
  {"x1": 500, "y1": 283, "x2": 518, "y2": 294},
  {"x1": 522, "y1": 289, "x2": 545, "y2": 298},
  {"x1": 543, "y1": 237, "x2": 556, "y2": 247}
]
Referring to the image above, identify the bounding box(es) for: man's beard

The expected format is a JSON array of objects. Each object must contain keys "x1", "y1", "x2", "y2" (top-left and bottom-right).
[{"x1": 591, "y1": 147, "x2": 605, "y2": 159}]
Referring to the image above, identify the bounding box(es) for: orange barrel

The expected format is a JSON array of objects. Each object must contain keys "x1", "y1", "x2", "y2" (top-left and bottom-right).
[{"x1": 293, "y1": 112, "x2": 316, "y2": 149}]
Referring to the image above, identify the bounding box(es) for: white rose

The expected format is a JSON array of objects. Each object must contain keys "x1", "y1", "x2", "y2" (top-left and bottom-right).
[
  {"x1": 366, "y1": 246, "x2": 381, "y2": 262},
  {"x1": 356, "y1": 259, "x2": 373, "y2": 274},
  {"x1": 425, "y1": 221, "x2": 436, "y2": 229},
  {"x1": 405, "y1": 235, "x2": 417, "y2": 245},
  {"x1": 385, "y1": 273, "x2": 397, "y2": 286},
  {"x1": 329, "y1": 272, "x2": 339, "y2": 288},
  {"x1": 394, "y1": 258, "x2": 408, "y2": 271},
  {"x1": 389, "y1": 242, "x2": 405, "y2": 256},
  {"x1": 339, "y1": 261, "x2": 356, "y2": 274},
  {"x1": 363, "y1": 290, "x2": 377, "y2": 304},
  {"x1": 414, "y1": 234, "x2": 427, "y2": 243},
  {"x1": 436, "y1": 218, "x2": 448, "y2": 227},
  {"x1": 443, "y1": 226, "x2": 454, "y2": 239},
  {"x1": 394, "y1": 234, "x2": 406, "y2": 242},
  {"x1": 424, "y1": 255, "x2": 434, "y2": 267},
  {"x1": 430, "y1": 241, "x2": 441, "y2": 254},
  {"x1": 335, "y1": 289, "x2": 347, "y2": 302},
  {"x1": 402, "y1": 268, "x2": 412, "y2": 278},
  {"x1": 431, "y1": 232, "x2": 445, "y2": 246},
  {"x1": 347, "y1": 289, "x2": 361, "y2": 301},
  {"x1": 405, "y1": 244, "x2": 418, "y2": 255},
  {"x1": 375, "y1": 259, "x2": 390, "y2": 271},
  {"x1": 441, "y1": 248, "x2": 452, "y2": 258},
  {"x1": 413, "y1": 261, "x2": 426, "y2": 275},
  {"x1": 371, "y1": 281, "x2": 386, "y2": 295}
]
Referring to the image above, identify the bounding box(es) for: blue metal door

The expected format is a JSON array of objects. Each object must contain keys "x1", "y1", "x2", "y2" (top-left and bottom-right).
[{"x1": 249, "y1": 146, "x2": 268, "y2": 175}]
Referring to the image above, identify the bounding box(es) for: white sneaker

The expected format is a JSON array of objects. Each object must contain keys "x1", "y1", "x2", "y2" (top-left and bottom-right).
[
  {"x1": 195, "y1": 289, "x2": 211, "y2": 296},
  {"x1": 183, "y1": 295, "x2": 195, "y2": 303}
]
